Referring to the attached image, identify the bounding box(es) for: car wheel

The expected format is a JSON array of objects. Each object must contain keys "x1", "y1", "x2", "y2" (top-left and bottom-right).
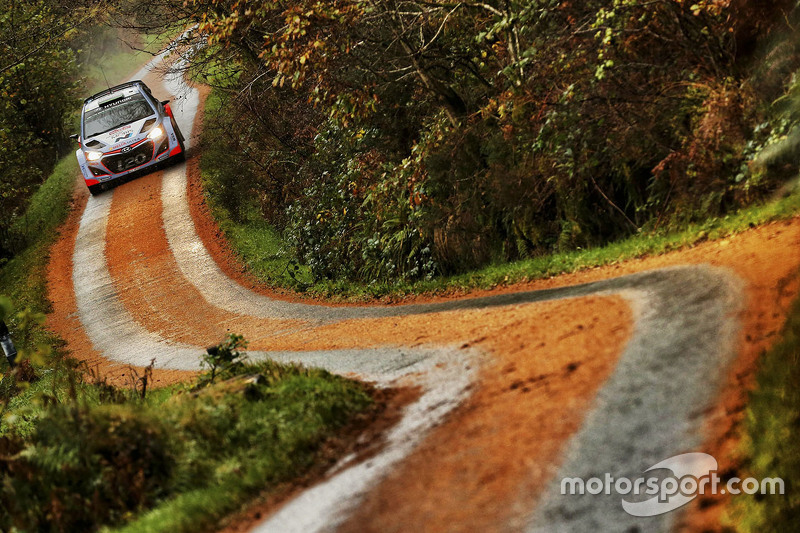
[{"x1": 88, "y1": 184, "x2": 104, "y2": 196}]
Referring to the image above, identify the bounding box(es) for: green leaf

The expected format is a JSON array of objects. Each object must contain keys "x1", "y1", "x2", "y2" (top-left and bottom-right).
[{"x1": 0, "y1": 296, "x2": 12, "y2": 322}]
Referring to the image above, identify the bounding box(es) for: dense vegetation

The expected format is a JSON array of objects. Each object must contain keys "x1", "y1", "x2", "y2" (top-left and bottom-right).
[
  {"x1": 2, "y1": 2, "x2": 800, "y2": 531},
  {"x1": 118, "y1": 0, "x2": 800, "y2": 285},
  {"x1": 0, "y1": 0, "x2": 83, "y2": 258},
  {"x1": 4, "y1": 1, "x2": 800, "y2": 285},
  {"x1": 0, "y1": 327, "x2": 373, "y2": 533}
]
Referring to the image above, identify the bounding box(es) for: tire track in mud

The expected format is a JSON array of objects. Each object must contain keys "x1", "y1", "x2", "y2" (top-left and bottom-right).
[{"x1": 61, "y1": 49, "x2": 770, "y2": 532}]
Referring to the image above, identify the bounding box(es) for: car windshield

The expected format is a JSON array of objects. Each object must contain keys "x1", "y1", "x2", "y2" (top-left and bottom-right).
[{"x1": 83, "y1": 94, "x2": 154, "y2": 138}]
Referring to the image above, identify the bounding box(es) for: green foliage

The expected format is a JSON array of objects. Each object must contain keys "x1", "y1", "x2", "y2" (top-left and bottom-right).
[
  {"x1": 0, "y1": 295, "x2": 11, "y2": 322},
  {"x1": 115, "y1": 362, "x2": 372, "y2": 533},
  {"x1": 728, "y1": 284, "x2": 800, "y2": 531},
  {"x1": 200, "y1": 333, "x2": 247, "y2": 383},
  {"x1": 0, "y1": 351, "x2": 374, "y2": 532},
  {"x1": 199, "y1": 157, "x2": 800, "y2": 301},
  {"x1": 1, "y1": 405, "x2": 174, "y2": 532},
  {"x1": 9, "y1": 305, "x2": 51, "y2": 368},
  {"x1": 185, "y1": 0, "x2": 800, "y2": 285},
  {"x1": 199, "y1": 88, "x2": 309, "y2": 287},
  {"x1": 0, "y1": 0, "x2": 87, "y2": 257},
  {"x1": 282, "y1": 121, "x2": 437, "y2": 282}
]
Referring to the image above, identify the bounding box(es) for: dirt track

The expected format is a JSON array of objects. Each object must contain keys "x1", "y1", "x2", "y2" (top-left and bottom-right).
[{"x1": 45, "y1": 51, "x2": 800, "y2": 531}]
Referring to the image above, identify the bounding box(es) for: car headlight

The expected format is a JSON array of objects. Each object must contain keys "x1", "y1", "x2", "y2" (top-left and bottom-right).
[
  {"x1": 85, "y1": 151, "x2": 102, "y2": 162},
  {"x1": 147, "y1": 126, "x2": 164, "y2": 140}
]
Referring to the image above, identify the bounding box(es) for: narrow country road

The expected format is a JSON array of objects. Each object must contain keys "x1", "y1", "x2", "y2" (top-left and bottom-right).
[{"x1": 48, "y1": 50, "x2": 800, "y2": 532}]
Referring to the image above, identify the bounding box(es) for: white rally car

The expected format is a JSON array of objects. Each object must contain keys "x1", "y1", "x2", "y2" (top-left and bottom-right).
[{"x1": 72, "y1": 80, "x2": 185, "y2": 195}]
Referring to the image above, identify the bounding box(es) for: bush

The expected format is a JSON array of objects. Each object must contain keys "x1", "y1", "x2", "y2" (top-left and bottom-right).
[
  {"x1": 192, "y1": 1, "x2": 800, "y2": 284},
  {"x1": 0, "y1": 348, "x2": 374, "y2": 532},
  {"x1": 0, "y1": 405, "x2": 173, "y2": 532},
  {"x1": 200, "y1": 333, "x2": 248, "y2": 383}
]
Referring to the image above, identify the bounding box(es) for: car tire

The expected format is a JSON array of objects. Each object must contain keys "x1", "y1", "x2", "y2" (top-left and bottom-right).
[{"x1": 88, "y1": 184, "x2": 104, "y2": 196}]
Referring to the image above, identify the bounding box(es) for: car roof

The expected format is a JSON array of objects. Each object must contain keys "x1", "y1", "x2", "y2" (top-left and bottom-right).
[{"x1": 83, "y1": 80, "x2": 152, "y2": 110}]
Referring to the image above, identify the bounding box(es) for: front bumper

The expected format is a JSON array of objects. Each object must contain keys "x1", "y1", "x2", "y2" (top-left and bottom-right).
[{"x1": 77, "y1": 131, "x2": 182, "y2": 187}]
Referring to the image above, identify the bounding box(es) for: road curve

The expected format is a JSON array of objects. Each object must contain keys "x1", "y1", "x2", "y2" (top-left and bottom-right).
[{"x1": 64, "y1": 50, "x2": 750, "y2": 531}]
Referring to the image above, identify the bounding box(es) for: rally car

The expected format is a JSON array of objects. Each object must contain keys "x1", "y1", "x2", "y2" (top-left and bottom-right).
[{"x1": 72, "y1": 80, "x2": 185, "y2": 195}]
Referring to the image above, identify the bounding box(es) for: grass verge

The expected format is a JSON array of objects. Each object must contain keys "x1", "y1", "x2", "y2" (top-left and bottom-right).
[
  {"x1": 0, "y1": 155, "x2": 76, "y2": 350},
  {"x1": 1, "y1": 357, "x2": 374, "y2": 533},
  {"x1": 727, "y1": 285, "x2": 800, "y2": 530},
  {"x1": 111, "y1": 362, "x2": 374, "y2": 533}
]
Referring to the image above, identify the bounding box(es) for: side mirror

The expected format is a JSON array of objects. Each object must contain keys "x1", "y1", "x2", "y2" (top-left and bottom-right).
[
  {"x1": 161, "y1": 99, "x2": 170, "y2": 105},
  {"x1": 70, "y1": 134, "x2": 79, "y2": 141}
]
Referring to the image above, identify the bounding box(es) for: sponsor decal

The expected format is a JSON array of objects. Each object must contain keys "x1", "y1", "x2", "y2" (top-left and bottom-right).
[
  {"x1": 100, "y1": 95, "x2": 134, "y2": 109},
  {"x1": 108, "y1": 124, "x2": 132, "y2": 136},
  {"x1": 110, "y1": 125, "x2": 134, "y2": 144},
  {"x1": 109, "y1": 137, "x2": 145, "y2": 152}
]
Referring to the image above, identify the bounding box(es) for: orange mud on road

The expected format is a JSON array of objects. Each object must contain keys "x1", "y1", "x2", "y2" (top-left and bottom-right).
[
  {"x1": 44, "y1": 67, "x2": 800, "y2": 530},
  {"x1": 188, "y1": 136, "x2": 800, "y2": 530},
  {"x1": 48, "y1": 152, "x2": 800, "y2": 530},
  {"x1": 46, "y1": 174, "x2": 196, "y2": 387}
]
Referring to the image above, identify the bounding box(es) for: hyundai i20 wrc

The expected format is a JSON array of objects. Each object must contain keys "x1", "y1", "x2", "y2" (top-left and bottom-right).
[{"x1": 72, "y1": 80, "x2": 185, "y2": 195}]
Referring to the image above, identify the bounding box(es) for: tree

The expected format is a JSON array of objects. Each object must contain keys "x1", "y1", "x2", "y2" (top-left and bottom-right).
[
  {"x1": 113, "y1": 0, "x2": 798, "y2": 278},
  {"x1": 0, "y1": 1, "x2": 98, "y2": 255}
]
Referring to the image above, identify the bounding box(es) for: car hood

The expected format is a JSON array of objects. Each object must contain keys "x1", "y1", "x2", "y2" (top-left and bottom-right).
[{"x1": 85, "y1": 117, "x2": 155, "y2": 151}]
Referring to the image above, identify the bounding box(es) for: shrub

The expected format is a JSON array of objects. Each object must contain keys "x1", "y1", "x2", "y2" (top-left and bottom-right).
[
  {"x1": 192, "y1": 1, "x2": 800, "y2": 283},
  {"x1": 200, "y1": 333, "x2": 248, "y2": 384},
  {"x1": 0, "y1": 405, "x2": 173, "y2": 532}
]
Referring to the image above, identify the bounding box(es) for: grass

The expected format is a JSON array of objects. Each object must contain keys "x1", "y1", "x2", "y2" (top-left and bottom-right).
[
  {"x1": 0, "y1": 155, "x2": 77, "y2": 352},
  {"x1": 110, "y1": 362, "x2": 373, "y2": 533},
  {"x1": 727, "y1": 286, "x2": 800, "y2": 531},
  {"x1": 1, "y1": 358, "x2": 373, "y2": 533}
]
